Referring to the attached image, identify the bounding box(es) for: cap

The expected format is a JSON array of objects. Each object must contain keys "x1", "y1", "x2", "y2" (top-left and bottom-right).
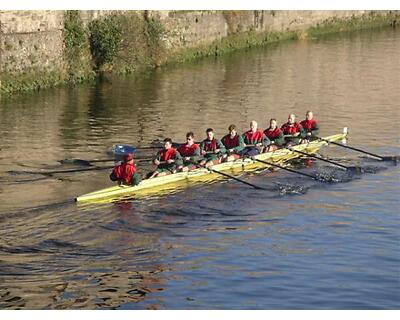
[{"x1": 123, "y1": 153, "x2": 133, "y2": 162}]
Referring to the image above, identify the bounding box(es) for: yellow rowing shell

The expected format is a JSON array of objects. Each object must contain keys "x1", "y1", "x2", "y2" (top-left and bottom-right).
[{"x1": 75, "y1": 130, "x2": 348, "y2": 204}]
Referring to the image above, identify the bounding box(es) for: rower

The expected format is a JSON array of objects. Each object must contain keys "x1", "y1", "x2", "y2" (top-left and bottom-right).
[
  {"x1": 149, "y1": 138, "x2": 182, "y2": 178},
  {"x1": 280, "y1": 113, "x2": 305, "y2": 146},
  {"x1": 109, "y1": 153, "x2": 141, "y2": 186},
  {"x1": 221, "y1": 124, "x2": 245, "y2": 162},
  {"x1": 239, "y1": 120, "x2": 270, "y2": 157},
  {"x1": 199, "y1": 128, "x2": 226, "y2": 167},
  {"x1": 300, "y1": 110, "x2": 319, "y2": 142},
  {"x1": 177, "y1": 132, "x2": 201, "y2": 172},
  {"x1": 263, "y1": 118, "x2": 284, "y2": 152}
]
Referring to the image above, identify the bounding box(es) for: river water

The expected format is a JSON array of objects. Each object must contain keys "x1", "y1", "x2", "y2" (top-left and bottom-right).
[{"x1": 0, "y1": 27, "x2": 399, "y2": 309}]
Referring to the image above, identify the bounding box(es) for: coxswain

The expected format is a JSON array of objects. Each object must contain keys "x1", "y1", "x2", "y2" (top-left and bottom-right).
[
  {"x1": 199, "y1": 128, "x2": 226, "y2": 167},
  {"x1": 109, "y1": 153, "x2": 141, "y2": 186},
  {"x1": 239, "y1": 120, "x2": 270, "y2": 157},
  {"x1": 177, "y1": 132, "x2": 201, "y2": 172},
  {"x1": 263, "y1": 118, "x2": 284, "y2": 152},
  {"x1": 221, "y1": 124, "x2": 245, "y2": 162},
  {"x1": 300, "y1": 110, "x2": 319, "y2": 141},
  {"x1": 149, "y1": 138, "x2": 182, "y2": 178},
  {"x1": 280, "y1": 114, "x2": 305, "y2": 146}
]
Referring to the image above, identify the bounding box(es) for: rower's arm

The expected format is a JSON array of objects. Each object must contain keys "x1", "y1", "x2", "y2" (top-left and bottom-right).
[
  {"x1": 199, "y1": 141, "x2": 205, "y2": 152},
  {"x1": 109, "y1": 168, "x2": 118, "y2": 181},
  {"x1": 233, "y1": 135, "x2": 245, "y2": 152},
  {"x1": 217, "y1": 139, "x2": 226, "y2": 154},
  {"x1": 262, "y1": 134, "x2": 271, "y2": 147},
  {"x1": 130, "y1": 172, "x2": 141, "y2": 186},
  {"x1": 310, "y1": 123, "x2": 320, "y2": 138},
  {"x1": 241, "y1": 133, "x2": 248, "y2": 146},
  {"x1": 190, "y1": 145, "x2": 201, "y2": 162},
  {"x1": 174, "y1": 150, "x2": 183, "y2": 166},
  {"x1": 154, "y1": 151, "x2": 162, "y2": 164},
  {"x1": 274, "y1": 131, "x2": 285, "y2": 146},
  {"x1": 299, "y1": 125, "x2": 306, "y2": 139}
]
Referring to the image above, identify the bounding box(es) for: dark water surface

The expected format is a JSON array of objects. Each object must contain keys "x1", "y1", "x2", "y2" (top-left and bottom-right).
[{"x1": 0, "y1": 27, "x2": 399, "y2": 309}]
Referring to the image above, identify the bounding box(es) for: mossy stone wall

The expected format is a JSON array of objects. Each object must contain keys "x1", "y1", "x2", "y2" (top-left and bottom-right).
[{"x1": 0, "y1": 10, "x2": 398, "y2": 96}]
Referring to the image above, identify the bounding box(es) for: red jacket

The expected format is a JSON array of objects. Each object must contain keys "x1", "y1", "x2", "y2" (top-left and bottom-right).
[
  {"x1": 202, "y1": 139, "x2": 218, "y2": 152},
  {"x1": 111, "y1": 163, "x2": 136, "y2": 185},
  {"x1": 300, "y1": 119, "x2": 318, "y2": 132},
  {"x1": 177, "y1": 143, "x2": 199, "y2": 157},
  {"x1": 281, "y1": 122, "x2": 303, "y2": 135},
  {"x1": 222, "y1": 134, "x2": 239, "y2": 149},
  {"x1": 264, "y1": 127, "x2": 282, "y2": 139},
  {"x1": 242, "y1": 129, "x2": 264, "y2": 145},
  {"x1": 158, "y1": 148, "x2": 178, "y2": 161}
]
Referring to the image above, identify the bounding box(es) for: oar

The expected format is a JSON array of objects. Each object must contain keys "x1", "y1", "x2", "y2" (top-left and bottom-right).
[
  {"x1": 250, "y1": 157, "x2": 323, "y2": 181},
  {"x1": 288, "y1": 148, "x2": 362, "y2": 173},
  {"x1": 318, "y1": 137, "x2": 399, "y2": 162},
  {"x1": 59, "y1": 158, "x2": 114, "y2": 165},
  {"x1": 194, "y1": 162, "x2": 265, "y2": 190},
  {"x1": 11, "y1": 158, "x2": 155, "y2": 176},
  {"x1": 283, "y1": 134, "x2": 301, "y2": 138},
  {"x1": 8, "y1": 166, "x2": 115, "y2": 176},
  {"x1": 59, "y1": 157, "x2": 153, "y2": 166}
]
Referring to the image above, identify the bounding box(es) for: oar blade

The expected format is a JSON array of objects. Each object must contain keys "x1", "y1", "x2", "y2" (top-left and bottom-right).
[
  {"x1": 59, "y1": 159, "x2": 92, "y2": 166},
  {"x1": 108, "y1": 144, "x2": 136, "y2": 159},
  {"x1": 347, "y1": 166, "x2": 364, "y2": 174},
  {"x1": 380, "y1": 156, "x2": 400, "y2": 162}
]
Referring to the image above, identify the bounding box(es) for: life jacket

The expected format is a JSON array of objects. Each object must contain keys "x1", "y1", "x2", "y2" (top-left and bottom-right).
[
  {"x1": 243, "y1": 130, "x2": 264, "y2": 145},
  {"x1": 177, "y1": 143, "x2": 199, "y2": 157},
  {"x1": 202, "y1": 138, "x2": 218, "y2": 152},
  {"x1": 281, "y1": 122, "x2": 302, "y2": 135},
  {"x1": 159, "y1": 148, "x2": 177, "y2": 161},
  {"x1": 222, "y1": 134, "x2": 239, "y2": 149},
  {"x1": 263, "y1": 127, "x2": 282, "y2": 140},
  {"x1": 300, "y1": 119, "x2": 317, "y2": 132},
  {"x1": 112, "y1": 163, "x2": 136, "y2": 185}
]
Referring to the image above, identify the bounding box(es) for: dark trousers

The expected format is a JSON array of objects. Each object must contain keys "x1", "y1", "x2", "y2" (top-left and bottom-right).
[{"x1": 238, "y1": 147, "x2": 260, "y2": 157}]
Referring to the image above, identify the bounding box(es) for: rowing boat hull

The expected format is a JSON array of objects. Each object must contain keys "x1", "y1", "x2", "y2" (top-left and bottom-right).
[{"x1": 76, "y1": 131, "x2": 347, "y2": 203}]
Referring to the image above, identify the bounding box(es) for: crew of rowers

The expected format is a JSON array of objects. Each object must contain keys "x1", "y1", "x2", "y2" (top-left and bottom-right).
[{"x1": 110, "y1": 111, "x2": 319, "y2": 185}]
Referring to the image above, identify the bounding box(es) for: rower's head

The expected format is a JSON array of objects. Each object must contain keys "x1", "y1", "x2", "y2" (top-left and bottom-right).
[
  {"x1": 288, "y1": 114, "x2": 296, "y2": 124},
  {"x1": 250, "y1": 120, "x2": 258, "y2": 132},
  {"x1": 306, "y1": 110, "x2": 313, "y2": 120},
  {"x1": 123, "y1": 153, "x2": 134, "y2": 164},
  {"x1": 206, "y1": 128, "x2": 214, "y2": 140},
  {"x1": 186, "y1": 132, "x2": 194, "y2": 145},
  {"x1": 228, "y1": 124, "x2": 237, "y2": 137},
  {"x1": 163, "y1": 137, "x2": 173, "y2": 149},
  {"x1": 269, "y1": 118, "x2": 277, "y2": 130}
]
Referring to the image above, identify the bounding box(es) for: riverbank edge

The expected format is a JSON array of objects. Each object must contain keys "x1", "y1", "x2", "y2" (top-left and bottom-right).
[{"x1": 1, "y1": 11, "x2": 398, "y2": 97}]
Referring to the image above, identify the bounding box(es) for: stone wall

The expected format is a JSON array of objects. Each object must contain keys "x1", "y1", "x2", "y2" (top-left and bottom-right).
[
  {"x1": 0, "y1": 10, "x2": 65, "y2": 74},
  {"x1": 155, "y1": 10, "x2": 392, "y2": 51},
  {"x1": 0, "y1": 10, "x2": 398, "y2": 95}
]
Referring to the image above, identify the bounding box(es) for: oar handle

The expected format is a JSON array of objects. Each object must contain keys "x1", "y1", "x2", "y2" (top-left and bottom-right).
[
  {"x1": 154, "y1": 160, "x2": 169, "y2": 165},
  {"x1": 319, "y1": 138, "x2": 384, "y2": 160},
  {"x1": 283, "y1": 134, "x2": 300, "y2": 138}
]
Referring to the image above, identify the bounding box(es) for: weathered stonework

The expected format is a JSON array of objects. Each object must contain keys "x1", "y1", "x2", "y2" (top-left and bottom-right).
[
  {"x1": 0, "y1": 10, "x2": 66, "y2": 93},
  {"x1": 0, "y1": 10, "x2": 398, "y2": 95},
  {"x1": 0, "y1": 11, "x2": 64, "y2": 73},
  {"x1": 156, "y1": 11, "x2": 229, "y2": 49}
]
